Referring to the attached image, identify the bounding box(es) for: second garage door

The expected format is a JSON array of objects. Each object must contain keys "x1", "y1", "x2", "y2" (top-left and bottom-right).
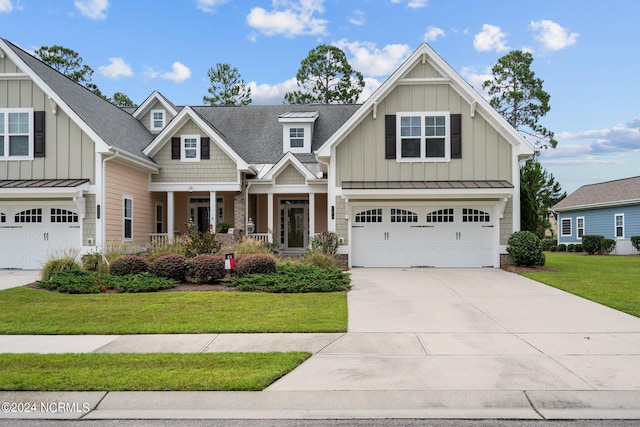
[{"x1": 351, "y1": 205, "x2": 495, "y2": 268}]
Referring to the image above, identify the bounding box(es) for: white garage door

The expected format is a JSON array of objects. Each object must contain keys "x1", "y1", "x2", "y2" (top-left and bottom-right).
[
  {"x1": 351, "y1": 205, "x2": 494, "y2": 268},
  {"x1": 0, "y1": 206, "x2": 81, "y2": 269}
]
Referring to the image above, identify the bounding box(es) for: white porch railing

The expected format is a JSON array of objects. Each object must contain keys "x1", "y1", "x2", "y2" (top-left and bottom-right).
[
  {"x1": 149, "y1": 233, "x2": 169, "y2": 245},
  {"x1": 248, "y1": 233, "x2": 270, "y2": 243}
]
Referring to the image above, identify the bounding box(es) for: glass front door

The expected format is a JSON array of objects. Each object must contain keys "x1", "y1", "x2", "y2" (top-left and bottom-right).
[{"x1": 287, "y1": 207, "x2": 305, "y2": 248}]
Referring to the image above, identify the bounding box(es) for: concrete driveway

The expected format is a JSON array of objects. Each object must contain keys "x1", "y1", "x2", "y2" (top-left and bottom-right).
[
  {"x1": 0, "y1": 270, "x2": 40, "y2": 290},
  {"x1": 269, "y1": 268, "x2": 640, "y2": 392}
]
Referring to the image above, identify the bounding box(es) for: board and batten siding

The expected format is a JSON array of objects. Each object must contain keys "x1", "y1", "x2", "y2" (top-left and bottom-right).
[
  {"x1": 335, "y1": 62, "x2": 512, "y2": 185},
  {"x1": 151, "y1": 119, "x2": 238, "y2": 183},
  {"x1": 105, "y1": 160, "x2": 155, "y2": 243},
  {"x1": 0, "y1": 56, "x2": 95, "y2": 182}
]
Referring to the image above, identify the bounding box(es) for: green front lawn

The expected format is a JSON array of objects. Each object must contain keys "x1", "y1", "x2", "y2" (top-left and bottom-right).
[
  {"x1": 0, "y1": 287, "x2": 347, "y2": 334},
  {"x1": 522, "y1": 252, "x2": 640, "y2": 317},
  {"x1": 0, "y1": 352, "x2": 310, "y2": 391}
]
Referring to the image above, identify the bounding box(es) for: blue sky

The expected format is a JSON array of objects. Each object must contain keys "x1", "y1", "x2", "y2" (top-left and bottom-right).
[{"x1": 1, "y1": 0, "x2": 639, "y2": 193}]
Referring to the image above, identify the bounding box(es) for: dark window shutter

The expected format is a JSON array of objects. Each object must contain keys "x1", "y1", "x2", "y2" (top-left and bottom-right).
[
  {"x1": 201, "y1": 137, "x2": 210, "y2": 160},
  {"x1": 34, "y1": 111, "x2": 45, "y2": 158},
  {"x1": 450, "y1": 113, "x2": 462, "y2": 159},
  {"x1": 171, "y1": 137, "x2": 180, "y2": 160},
  {"x1": 385, "y1": 115, "x2": 396, "y2": 159}
]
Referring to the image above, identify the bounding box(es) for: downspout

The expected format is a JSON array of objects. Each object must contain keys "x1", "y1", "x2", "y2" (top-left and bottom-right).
[{"x1": 100, "y1": 148, "x2": 119, "y2": 249}]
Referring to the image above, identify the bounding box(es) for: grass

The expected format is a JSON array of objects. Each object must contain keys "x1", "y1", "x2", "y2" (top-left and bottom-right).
[
  {"x1": 522, "y1": 252, "x2": 640, "y2": 317},
  {"x1": 0, "y1": 352, "x2": 310, "y2": 391},
  {"x1": 0, "y1": 287, "x2": 348, "y2": 334}
]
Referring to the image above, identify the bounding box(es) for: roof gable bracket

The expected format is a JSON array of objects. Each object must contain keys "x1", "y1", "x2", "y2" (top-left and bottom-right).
[
  {"x1": 470, "y1": 100, "x2": 476, "y2": 118},
  {"x1": 372, "y1": 101, "x2": 378, "y2": 120},
  {"x1": 48, "y1": 96, "x2": 57, "y2": 115},
  {"x1": 498, "y1": 197, "x2": 509, "y2": 219}
]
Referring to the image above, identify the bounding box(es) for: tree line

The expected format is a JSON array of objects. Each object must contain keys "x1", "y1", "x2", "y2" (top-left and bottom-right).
[{"x1": 35, "y1": 42, "x2": 564, "y2": 238}]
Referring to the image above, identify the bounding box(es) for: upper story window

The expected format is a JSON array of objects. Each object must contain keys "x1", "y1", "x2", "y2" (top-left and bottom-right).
[
  {"x1": 150, "y1": 109, "x2": 165, "y2": 131},
  {"x1": 0, "y1": 108, "x2": 33, "y2": 160},
  {"x1": 290, "y1": 128, "x2": 304, "y2": 148},
  {"x1": 397, "y1": 112, "x2": 449, "y2": 162},
  {"x1": 181, "y1": 135, "x2": 200, "y2": 162}
]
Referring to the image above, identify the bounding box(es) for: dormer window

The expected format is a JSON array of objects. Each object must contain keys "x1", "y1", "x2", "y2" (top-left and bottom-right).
[
  {"x1": 290, "y1": 128, "x2": 304, "y2": 148},
  {"x1": 279, "y1": 111, "x2": 318, "y2": 154},
  {"x1": 150, "y1": 109, "x2": 165, "y2": 131}
]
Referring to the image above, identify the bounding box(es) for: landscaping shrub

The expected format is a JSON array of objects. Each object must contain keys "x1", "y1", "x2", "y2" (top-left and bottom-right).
[
  {"x1": 541, "y1": 238, "x2": 557, "y2": 251},
  {"x1": 215, "y1": 221, "x2": 232, "y2": 233},
  {"x1": 567, "y1": 244, "x2": 575, "y2": 252},
  {"x1": 574, "y1": 243, "x2": 583, "y2": 253},
  {"x1": 631, "y1": 236, "x2": 640, "y2": 252},
  {"x1": 234, "y1": 254, "x2": 277, "y2": 277},
  {"x1": 550, "y1": 246, "x2": 557, "y2": 252},
  {"x1": 112, "y1": 273, "x2": 177, "y2": 293},
  {"x1": 145, "y1": 235, "x2": 189, "y2": 263},
  {"x1": 302, "y1": 248, "x2": 336, "y2": 269},
  {"x1": 191, "y1": 254, "x2": 226, "y2": 283},
  {"x1": 226, "y1": 263, "x2": 351, "y2": 293},
  {"x1": 557, "y1": 243, "x2": 567, "y2": 252},
  {"x1": 310, "y1": 231, "x2": 339, "y2": 256},
  {"x1": 36, "y1": 270, "x2": 116, "y2": 294},
  {"x1": 226, "y1": 236, "x2": 278, "y2": 256},
  {"x1": 149, "y1": 253, "x2": 188, "y2": 282},
  {"x1": 41, "y1": 257, "x2": 81, "y2": 282},
  {"x1": 81, "y1": 251, "x2": 109, "y2": 274},
  {"x1": 109, "y1": 255, "x2": 148, "y2": 276},
  {"x1": 506, "y1": 231, "x2": 545, "y2": 266},
  {"x1": 601, "y1": 238, "x2": 616, "y2": 255},
  {"x1": 582, "y1": 235, "x2": 604, "y2": 255},
  {"x1": 183, "y1": 221, "x2": 221, "y2": 258}
]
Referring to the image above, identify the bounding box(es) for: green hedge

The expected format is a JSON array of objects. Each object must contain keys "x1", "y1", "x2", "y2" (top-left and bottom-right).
[{"x1": 506, "y1": 231, "x2": 545, "y2": 266}]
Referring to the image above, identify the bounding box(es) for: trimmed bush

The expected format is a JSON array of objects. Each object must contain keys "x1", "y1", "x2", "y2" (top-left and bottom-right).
[
  {"x1": 112, "y1": 273, "x2": 177, "y2": 293},
  {"x1": 557, "y1": 243, "x2": 567, "y2": 252},
  {"x1": 601, "y1": 238, "x2": 616, "y2": 255},
  {"x1": 550, "y1": 246, "x2": 558, "y2": 252},
  {"x1": 225, "y1": 263, "x2": 351, "y2": 293},
  {"x1": 541, "y1": 238, "x2": 557, "y2": 251},
  {"x1": 582, "y1": 235, "x2": 604, "y2": 255},
  {"x1": 37, "y1": 270, "x2": 116, "y2": 294},
  {"x1": 631, "y1": 236, "x2": 640, "y2": 252},
  {"x1": 506, "y1": 231, "x2": 545, "y2": 266},
  {"x1": 41, "y1": 258, "x2": 81, "y2": 282},
  {"x1": 109, "y1": 255, "x2": 148, "y2": 276},
  {"x1": 574, "y1": 243, "x2": 583, "y2": 253},
  {"x1": 302, "y1": 248, "x2": 336, "y2": 269},
  {"x1": 149, "y1": 253, "x2": 188, "y2": 282},
  {"x1": 191, "y1": 254, "x2": 226, "y2": 283},
  {"x1": 234, "y1": 254, "x2": 277, "y2": 277},
  {"x1": 567, "y1": 244, "x2": 575, "y2": 252}
]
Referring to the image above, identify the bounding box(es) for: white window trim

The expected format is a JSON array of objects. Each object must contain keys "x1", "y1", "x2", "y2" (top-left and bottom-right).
[
  {"x1": 576, "y1": 216, "x2": 585, "y2": 238},
  {"x1": 396, "y1": 111, "x2": 450, "y2": 162},
  {"x1": 561, "y1": 217, "x2": 572, "y2": 237},
  {"x1": 615, "y1": 213, "x2": 625, "y2": 239},
  {"x1": 123, "y1": 195, "x2": 134, "y2": 241},
  {"x1": 181, "y1": 134, "x2": 200, "y2": 162},
  {"x1": 282, "y1": 124, "x2": 312, "y2": 154},
  {"x1": 150, "y1": 109, "x2": 165, "y2": 131},
  {"x1": 0, "y1": 107, "x2": 34, "y2": 160},
  {"x1": 155, "y1": 202, "x2": 164, "y2": 234}
]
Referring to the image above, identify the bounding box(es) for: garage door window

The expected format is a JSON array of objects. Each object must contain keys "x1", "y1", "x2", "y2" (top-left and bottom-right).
[
  {"x1": 390, "y1": 208, "x2": 418, "y2": 223},
  {"x1": 15, "y1": 208, "x2": 42, "y2": 223},
  {"x1": 462, "y1": 208, "x2": 490, "y2": 223},
  {"x1": 0, "y1": 213, "x2": 5, "y2": 223},
  {"x1": 355, "y1": 209, "x2": 382, "y2": 223},
  {"x1": 426, "y1": 208, "x2": 453, "y2": 223},
  {"x1": 51, "y1": 208, "x2": 78, "y2": 223}
]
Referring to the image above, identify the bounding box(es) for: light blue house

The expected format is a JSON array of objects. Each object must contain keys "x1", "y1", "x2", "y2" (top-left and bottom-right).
[{"x1": 553, "y1": 176, "x2": 640, "y2": 255}]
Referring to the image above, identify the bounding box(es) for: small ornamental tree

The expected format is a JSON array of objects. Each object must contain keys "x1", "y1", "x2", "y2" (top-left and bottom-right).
[{"x1": 506, "y1": 231, "x2": 545, "y2": 266}]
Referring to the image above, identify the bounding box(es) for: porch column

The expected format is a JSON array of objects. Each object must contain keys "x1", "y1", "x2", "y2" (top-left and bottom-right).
[
  {"x1": 167, "y1": 191, "x2": 175, "y2": 242},
  {"x1": 209, "y1": 191, "x2": 216, "y2": 232},
  {"x1": 267, "y1": 193, "x2": 274, "y2": 243},
  {"x1": 308, "y1": 193, "x2": 315, "y2": 247}
]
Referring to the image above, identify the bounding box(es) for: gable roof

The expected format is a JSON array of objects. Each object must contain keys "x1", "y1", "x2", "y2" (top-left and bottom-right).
[
  {"x1": 262, "y1": 151, "x2": 321, "y2": 181},
  {"x1": 316, "y1": 42, "x2": 536, "y2": 160},
  {"x1": 133, "y1": 91, "x2": 179, "y2": 119},
  {"x1": 1, "y1": 39, "x2": 155, "y2": 163},
  {"x1": 553, "y1": 176, "x2": 640, "y2": 211}
]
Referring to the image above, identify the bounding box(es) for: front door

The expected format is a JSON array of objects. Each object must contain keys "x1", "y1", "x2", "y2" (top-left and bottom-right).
[{"x1": 280, "y1": 200, "x2": 308, "y2": 251}]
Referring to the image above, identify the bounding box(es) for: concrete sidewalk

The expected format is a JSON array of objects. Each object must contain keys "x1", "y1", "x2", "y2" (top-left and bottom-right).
[{"x1": 1, "y1": 268, "x2": 640, "y2": 420}]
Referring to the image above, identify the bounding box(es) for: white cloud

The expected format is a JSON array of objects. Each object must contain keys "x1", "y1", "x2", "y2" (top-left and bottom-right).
[
  {"x1": 348, "y1": 9, "x2": 365, "y2": 26},
  {"x1": 473, "y1": 24, "x2": 509, "y2": 52},
  {"x1": 246, "y1": 0, "x2": 328, "y2": 37},
  {"x1": 459, "y1": 65, "x2": 492, "y2": 97},
  {"x1": 161, "y1": 62, "x2": 191, "y2": 83},
  {"x1": 334, "y1": 40, "x2": 411, "y2": 77},
  {"x1": 74, "y1": 0, "x2": 109, "y2": 20},
  {"x1": 359, "y1": 77, "x2": 382, "y2": 103},
  {"x1": 143, "y1": 66, "x2": 160, "y2": 80},
  {"x1": 408, "y1": 0, "x2": 428, "y2": 8},
  {"x1": 0, "y1": 0, "x2": 13, "y2": 13},
  {"x1": 424, "y1": 26, "x2": 445, "y2": 42},
  {"x1": 98, "y1": 57, "x2": 133, "y2": 79},
  {"x1": 529, "y1": 20, "x2": 579, "y2": 51},
  {"x1": 195, "y1": 0, "x2": 229, "y2": 13},
  {"x1": 248, "y1": 77, "x2": 299, "y2": 104}
]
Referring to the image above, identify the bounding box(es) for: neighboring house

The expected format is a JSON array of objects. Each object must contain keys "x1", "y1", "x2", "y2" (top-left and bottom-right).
[
  {"x1": 553, "y1": 176, "x2": 640, "y2": 255},
  {"x1": 0, "y1": 38, "x2": 534, "y2": 270}
]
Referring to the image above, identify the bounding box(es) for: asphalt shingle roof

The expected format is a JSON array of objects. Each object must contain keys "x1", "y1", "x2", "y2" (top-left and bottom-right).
[{"x1": 553, "y1": 176, "x2": 640, "y2": 210}]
